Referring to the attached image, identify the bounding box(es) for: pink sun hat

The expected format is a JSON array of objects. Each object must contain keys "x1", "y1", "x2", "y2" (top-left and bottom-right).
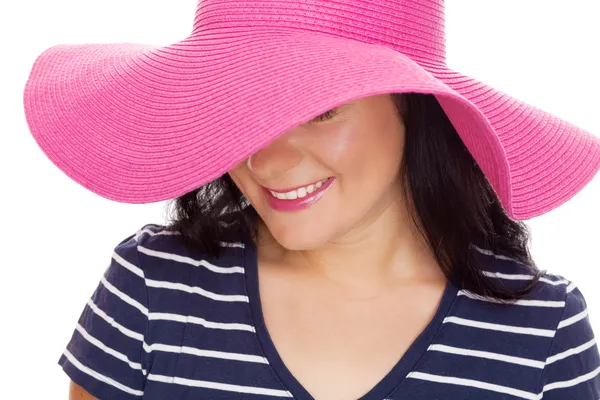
[{"x1": 23, "y1": 0, "x2": 600, "y2": 220}]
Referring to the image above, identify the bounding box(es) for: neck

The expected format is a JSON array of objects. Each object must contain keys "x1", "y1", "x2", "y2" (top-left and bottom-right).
[{"x1": 255, "y1": 186, "x2": 445, "y2": 295}]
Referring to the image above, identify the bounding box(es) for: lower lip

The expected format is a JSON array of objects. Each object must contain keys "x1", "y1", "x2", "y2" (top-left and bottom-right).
[{"x1": 264, "y1": 178, "x2": 335, "y2": 212}]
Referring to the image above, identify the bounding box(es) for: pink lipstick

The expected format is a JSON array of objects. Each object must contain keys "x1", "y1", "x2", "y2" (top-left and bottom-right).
[{"x1": 263, "y1": 177, "x2": 335, "y2": 212}]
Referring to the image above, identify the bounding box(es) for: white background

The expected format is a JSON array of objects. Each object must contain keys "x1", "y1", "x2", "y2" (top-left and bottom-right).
[{"x1": 0, "y1": 0, "x2": 598, "y2": 398}]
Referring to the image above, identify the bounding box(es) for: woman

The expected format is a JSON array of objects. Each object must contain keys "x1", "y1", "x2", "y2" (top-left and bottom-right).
[{"x1": 23, "y1": 1, "x2": 600, "y2": 399}]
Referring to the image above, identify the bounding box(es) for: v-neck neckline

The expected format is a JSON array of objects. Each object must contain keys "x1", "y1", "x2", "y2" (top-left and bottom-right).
[{"x1": 242, "y1": 239, "x2": 458, "y2": 400}]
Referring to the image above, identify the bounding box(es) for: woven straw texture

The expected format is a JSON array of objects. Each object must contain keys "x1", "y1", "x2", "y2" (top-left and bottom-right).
[{"x1": 23, "y1": 0, "x2": 600, "y2": 220}]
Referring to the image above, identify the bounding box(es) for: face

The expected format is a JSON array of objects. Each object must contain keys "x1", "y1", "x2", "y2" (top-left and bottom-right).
[{"x1": 228, "y1": 93, "x2": 407, "y2": 250}]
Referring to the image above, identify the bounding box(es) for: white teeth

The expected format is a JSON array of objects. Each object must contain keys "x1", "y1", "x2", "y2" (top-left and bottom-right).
[{"x1": 269, "y1": 178, "x2": 329, "y2": 200}]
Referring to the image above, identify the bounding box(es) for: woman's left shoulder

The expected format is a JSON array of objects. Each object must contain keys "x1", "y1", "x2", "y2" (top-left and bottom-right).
[
  {"x1": 536, "y1": 273, "x2": 600, "y2": 397},
  {"x1": 470, "y1": 245, "x2": 580, "y2": 303},
  {"x1": 491, "y1": 259, "x2": 600, "y2": 395}
]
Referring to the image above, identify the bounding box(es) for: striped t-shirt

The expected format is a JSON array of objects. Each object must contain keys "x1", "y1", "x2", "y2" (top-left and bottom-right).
[{"x1": 59, "y1": 223, "x2": 600, "y2": 399}]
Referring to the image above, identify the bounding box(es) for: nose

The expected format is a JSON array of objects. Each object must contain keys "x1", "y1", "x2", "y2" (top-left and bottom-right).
[{"x1": 247, "y1": 133, "x2": 303, "y2": 180}]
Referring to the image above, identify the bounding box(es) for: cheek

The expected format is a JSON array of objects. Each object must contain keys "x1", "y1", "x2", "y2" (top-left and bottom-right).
[
  {"x1": 319, "y1": 123, "x2": 405, "y2": 184},
  {"x1": 227, "y1": 168, "x2": 253, "y2": 200}
]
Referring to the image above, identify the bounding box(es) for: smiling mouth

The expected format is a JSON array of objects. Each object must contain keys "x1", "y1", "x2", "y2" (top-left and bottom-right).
[{"x1": 265, "y1": 177, "x2": 332, "y2": 200}]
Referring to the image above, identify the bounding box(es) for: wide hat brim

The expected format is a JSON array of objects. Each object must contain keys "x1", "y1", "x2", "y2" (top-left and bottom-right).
[{"x1": 23, "y1": 28, "x2": 600, "y2": 220}]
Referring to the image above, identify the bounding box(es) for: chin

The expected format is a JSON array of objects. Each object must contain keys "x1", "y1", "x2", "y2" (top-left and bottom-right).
[{"x1": 266, "y1": 222, "x2": 332, "y2": 251}]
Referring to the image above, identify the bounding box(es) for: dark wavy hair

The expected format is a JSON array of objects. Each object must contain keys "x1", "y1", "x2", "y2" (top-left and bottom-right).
[{"x1": 164, "y1": 93, "x2": 547, "y2": 301}]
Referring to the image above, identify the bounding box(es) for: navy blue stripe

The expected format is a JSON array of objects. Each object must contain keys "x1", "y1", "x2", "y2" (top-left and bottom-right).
[
  {"x1": 57, "y1": 224, "x2": 600, "y2": 399},
  {"x1": 59, "y1": 355, "x2": 143, "y2": 400}
]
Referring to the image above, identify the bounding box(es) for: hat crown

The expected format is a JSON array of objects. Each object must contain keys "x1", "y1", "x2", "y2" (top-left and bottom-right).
[{"x1": 192, "y1": 0, "x2": 447, "y2": 65}]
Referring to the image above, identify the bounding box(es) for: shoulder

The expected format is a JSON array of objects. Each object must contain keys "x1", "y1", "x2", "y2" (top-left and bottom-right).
[
  {"x1": 461, "y1": 245, "x2": 597, "y2": 353},
  {"x1": 115, "y1": 222, "x2": 250, "y2": 284},
  {"x1": 444, "y1": 247, "x2": 600, "y2": 397},
  {"x1": 462, "y1": 245, "x2": 592, "y2": 338},
  {"x1": 119, "y1": 222, "x2": 247, "y2": 258},
  {"x1": 470, "y1": 244, "x2": 575, "y2": 305}
]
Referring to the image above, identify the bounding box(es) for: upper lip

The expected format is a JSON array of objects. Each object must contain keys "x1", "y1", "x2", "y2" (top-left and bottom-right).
[{"x1": 262, "y1": 177, "x2": 331, "y2": 193}]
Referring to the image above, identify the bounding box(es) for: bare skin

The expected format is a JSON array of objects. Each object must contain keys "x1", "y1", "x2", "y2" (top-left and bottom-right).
[
  {"x1": 255, "y1": 221, "x2": 447, "y2": 399},
  {"x1": 227, "y1": 94, "x2": 449, "y2": 399},
  {"x1": 69, "y1": 381, "x2": 96, "y2": 399},
  {"x1": 68, "y1": 94, "x2": 447, "y2": 399}
]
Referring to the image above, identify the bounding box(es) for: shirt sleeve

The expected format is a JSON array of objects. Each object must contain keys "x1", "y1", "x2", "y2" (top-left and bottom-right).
[
  {"x1": 539, "y1": 281, "x2": 600, "y2": 399},
  {"x1": 58, "y1": 231, "x2": 149, "y2": 400}
]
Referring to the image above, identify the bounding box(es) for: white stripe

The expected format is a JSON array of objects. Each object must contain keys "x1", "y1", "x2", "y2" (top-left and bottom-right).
[
  {"x1": 112, "y1": 250, "x2": 144, "y2": 278},
  {"x1": 91, "y1": 300, "x2": 254, "y2": 334},
  {"x1": 428, "y1": 344, "x2": 545, "y2": 369},
  {"x1": 147, "y1": 312, "x2": 256, "y2": 332},
  {"x1": 75, "y1": 323, "x2": 147, "y2": 375},
  {"x1": 100, "y1": 276, "x2": 148, "y2": 315},
  {"x1": 566, "y1": 282, "x2": 577, "y2": 293},
  {"x1": 471, "y1": 246, "x2": 525, "y2": 265},
  {"x1": 143, "y1": 342, "x2": 268, "y2": 364},
  {"x1": 134, "y1": 227, "x2": 180, "y2": 241},
  {"x1": 407, "y1": 371, "x2": 539, "y2": 400},
  {"x1": 147, "y1": 374, "x2": 293, "y2": 397},
  {"x1": 145, "y1": 278, "x2": 249, "y2": 303},
  {"x1": 86, "y1": 299, "x2": 144, "y2": 341},
  {"x1": 94, "y1": 294, "x2": 253, "y2": 332},
  {"x1": 112, "y1": 247, "x2": 248, "y2": 303},
  {"x1": 458, "y1": 290, "x2": 565, "y2": 308},
  {"x1": 63, "y1": 349, "x2": 144, "y2": 396},
  {"x1": 219, "y1": 241, "x2": 246, "y2": 248},
  {"x1": 539, "y1": 277, "x2": 570, "y2": 286},
  {"x1": 542, "y1": 365, "x2": 600, "y2": 394},
  {"x1": 481, "y1": 271, "x2": 569, "y2": 286},
  {"x1": 558, "y1": 309, "x2": 588, "y2": 329},
  {"x1": 137, "y1": 245, "x2": 244, "y2": 274},
  {"x1": 443, "y1": 316, "x2": 556, "y2": 337},
  {"x1": 134, "y1": 227, "x2": 245, "y2": 248},
  {"x1": 546, "y1": 338, "x2": 597, "y2": 365}
]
